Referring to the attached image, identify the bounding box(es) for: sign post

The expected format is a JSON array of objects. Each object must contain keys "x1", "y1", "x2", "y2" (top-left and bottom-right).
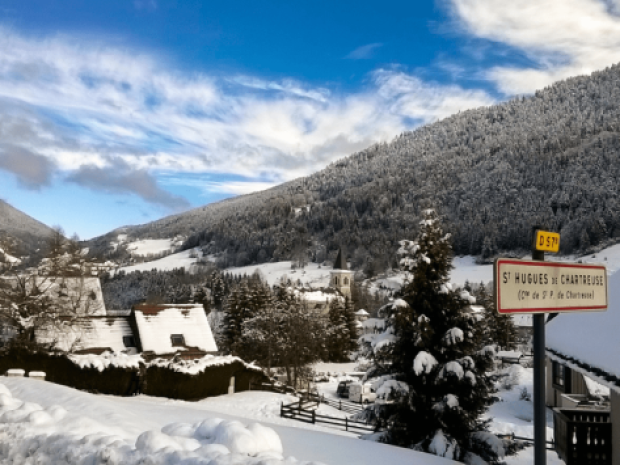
[
  {"x1": 494, "y1": 229, "x2": 607, "y2": 465},
  {"x1": 532, "y1": 240, "x2": 546, "y2": 465}
]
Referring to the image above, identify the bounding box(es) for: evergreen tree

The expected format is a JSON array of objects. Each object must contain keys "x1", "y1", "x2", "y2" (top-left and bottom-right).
[
  {"x1": 473, "y1": 282, "x2": 517, "y2": 351},
  {"x1": 374, "y1": 210, "x2": 499, "y2": 462}
]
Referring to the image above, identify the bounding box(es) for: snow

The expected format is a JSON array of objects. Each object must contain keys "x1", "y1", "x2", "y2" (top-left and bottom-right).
[
  {"x1": 149, "y1": 355, "x2": 261, "y2": 376},
  {"x1": 116, "y1": 248, "x2": 200, "y2": 274},
  {"x1": 437, "y1": 361, "x2": 464, "y2": 381},
  {"x1": 0, "y1": 247, "x2": 20, "y2": 264},
  {"x1": 546, "y1": 267, "x2": 620, "y2": 385},
  {"x1": 228, "y1": 261, "x2": 333, "y2": 288},
  {"x1": 428, "y1": 430, "x2": 458, "y2": 459},
  {"x1": 126, "y1": 239, "x2": 181, "y2": 257},
  {"x1": 413, "y1": 351, "x2": 438, "y2": 376},
  {"x1": 442, "y1": 328, "x2": 464, "y2": 346},
  {"x1": 134, "y1": 305, "x2": 218, "y2": 355},
  {"x1": 0, "y1": 377, "x2": 460, "y2": 465},
  {"x1": 68, "y1": 352, "x2": 143, "y2": 372}
]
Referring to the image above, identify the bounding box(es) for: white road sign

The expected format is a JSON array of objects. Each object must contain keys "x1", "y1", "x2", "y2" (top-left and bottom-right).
[{"x1": 494, "y1": 258, "x2": 608, "y2": 314}]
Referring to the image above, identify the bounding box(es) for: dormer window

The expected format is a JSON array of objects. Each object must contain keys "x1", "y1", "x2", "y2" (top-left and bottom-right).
[
  {"x1": 123, "y1": 336, "x2": 136, "y2": 348},
  {"x1": 171, "y1": 334, "x2": 185, "y2": 346}
]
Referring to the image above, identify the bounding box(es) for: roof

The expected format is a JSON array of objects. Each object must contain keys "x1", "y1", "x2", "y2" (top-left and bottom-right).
[
  {"x1": 37, "y1": 316, "x2": 133, "y2": 353},
  {"x1": 133, "y1": 305, "x2": 217, "y2": 355},
  {"x1": 546, "y1": 268, "x2": 620, "y2": 392},
  {"x1": 355, "y1": 309, "x2": 369, "y2": 315},
  {"x1": 333, "y1": 249, "x2": 348, "y2": 270}
]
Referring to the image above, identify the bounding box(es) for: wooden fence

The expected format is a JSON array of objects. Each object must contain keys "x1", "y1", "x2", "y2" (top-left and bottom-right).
[{"x1": 280, "y1": 399, "x2": 376, "y2": 434}]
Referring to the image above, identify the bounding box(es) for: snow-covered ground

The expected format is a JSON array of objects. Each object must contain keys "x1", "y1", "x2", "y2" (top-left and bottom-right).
[
  {"x1": 228, "y1": 262, "x2": 333, "y2": 288},
  {"x1": 126, "y1": 239, "x2": 181, "y2": 257},
  {"x1": 0, "y1": 377, "x2": 459, "y2": 465},
  {"x1": 115, "y1": 249, "x2": 201, "y2": 274}
]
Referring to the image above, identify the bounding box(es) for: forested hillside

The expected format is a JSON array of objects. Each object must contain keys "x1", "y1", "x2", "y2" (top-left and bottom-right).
[
  {"x1": 92, "y1": 63, "x2": 620, "y2": 272},
  {"x1": 0, "y1": 200, "x2": 56, "y2": 257}
]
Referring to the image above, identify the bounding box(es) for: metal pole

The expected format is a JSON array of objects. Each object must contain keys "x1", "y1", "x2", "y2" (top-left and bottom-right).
[{"x1": 532, "y1": 244, "x2": 546, "y2": 465}]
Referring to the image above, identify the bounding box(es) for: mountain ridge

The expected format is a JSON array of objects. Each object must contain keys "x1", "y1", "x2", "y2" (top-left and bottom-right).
[{"x1": 89, "y1": 63, "x2": 620, "y2": 273}]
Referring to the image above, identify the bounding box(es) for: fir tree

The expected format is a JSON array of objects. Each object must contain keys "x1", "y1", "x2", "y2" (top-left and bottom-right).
[
  {"x1": 374, "y1": 210, "x2": 499, "y2": 462},
  {"x1": 473, "y1": 282, "x2": 517, "y2": 351}
]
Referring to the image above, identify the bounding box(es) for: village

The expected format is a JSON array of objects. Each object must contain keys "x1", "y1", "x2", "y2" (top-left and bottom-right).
[{"x1": 0, "y1": 213, "x2": 618, "y2": 465}]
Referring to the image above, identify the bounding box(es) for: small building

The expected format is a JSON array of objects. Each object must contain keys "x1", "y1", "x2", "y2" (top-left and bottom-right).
[
  {"x1": 355, "y1": 309, "x2": 369, "y2": 322},
  {"x1": 132, "y1": 304, "x2": 217, "y2": 360},
  {"x1": 546, "y1": 269, "x2": 620, "y2": 465}
]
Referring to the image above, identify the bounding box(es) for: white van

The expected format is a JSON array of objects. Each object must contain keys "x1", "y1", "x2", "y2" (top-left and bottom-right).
[{"x1": 348, "y1": 383, "x2": 376, "y2": 404}]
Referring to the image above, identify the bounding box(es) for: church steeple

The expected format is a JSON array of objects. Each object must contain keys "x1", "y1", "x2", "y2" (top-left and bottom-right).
[
  {"x1": 333, "y1": 248, "x2": 348, "y2": 270},
  {"x1": 330, "y1": 248, "x2": 352, "y2": 296}
]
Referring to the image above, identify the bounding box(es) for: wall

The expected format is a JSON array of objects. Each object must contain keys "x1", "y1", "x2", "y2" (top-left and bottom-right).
[{"x1": 612, "y1": 390, "x2": 620, "y2": 465}]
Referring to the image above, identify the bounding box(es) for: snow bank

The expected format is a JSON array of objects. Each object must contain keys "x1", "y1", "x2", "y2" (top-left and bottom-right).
[
  {"x1": 149, "y1": 354, "x2": 262, "y2": 375},
  {"x1": 0, "y1": 380, "x2": 322, "y2": 465},
  {"x1": 68, "y1": 352, "x2": 144, "y2": 372}
]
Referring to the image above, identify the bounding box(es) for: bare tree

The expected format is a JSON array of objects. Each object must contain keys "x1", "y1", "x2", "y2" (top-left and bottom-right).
[{"x1": 0, "y1": 230, "x2": 102, "y2": 351}]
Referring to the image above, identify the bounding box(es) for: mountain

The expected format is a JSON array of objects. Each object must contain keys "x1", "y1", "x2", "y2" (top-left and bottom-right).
[
  {"x1": 91, "y1": 63, "x2": 620, "y2": 274},
  {"x1": 0, "y1": 200, "x2": 56, "y2": 256}
]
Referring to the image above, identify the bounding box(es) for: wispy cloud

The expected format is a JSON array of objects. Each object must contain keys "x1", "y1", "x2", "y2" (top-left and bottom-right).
[
  {"x1": 0, "y1": 27, "x2": 494, "y2": 208},
  {"x1": 345, "y1": 43, "x2": 383, "y2": 60},
  {"x1": 448, "y1": 0, "x2": 620, "y2": 94}
]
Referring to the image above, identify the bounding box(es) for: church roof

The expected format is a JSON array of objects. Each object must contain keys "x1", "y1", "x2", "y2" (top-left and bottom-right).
[{"x1": 333, "y1": 249, "x2": 348, "y2": 270}]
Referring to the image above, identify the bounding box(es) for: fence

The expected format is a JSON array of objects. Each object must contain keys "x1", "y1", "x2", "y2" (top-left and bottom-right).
[
  {"x1": 280, "y1": 399, "x2": 376, "y2": 435},
  {"x1": 553, "y1": 408, "x2": 611, "y2": 465}
]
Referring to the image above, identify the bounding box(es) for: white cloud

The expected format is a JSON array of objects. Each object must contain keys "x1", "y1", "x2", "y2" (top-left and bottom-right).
[
  {"x1": 0, "y1": 26, "x2": 494, "y2": 205},
  {"x1": 345, "y1": 43, "x2": 383, "y2": 60},
  {"x1": 449, "y1": 0, "x2": 620, "y2": 94}
]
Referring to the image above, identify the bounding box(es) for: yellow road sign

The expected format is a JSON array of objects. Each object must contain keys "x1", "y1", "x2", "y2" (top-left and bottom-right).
[{"x1": 534, "y1": 230, "x2": 560, "y2": 253}]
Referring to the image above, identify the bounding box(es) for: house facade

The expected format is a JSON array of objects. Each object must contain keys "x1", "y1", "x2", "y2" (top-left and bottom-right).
[{"x1": 545, "y1": 268, "x2": 620, "y2": 465}]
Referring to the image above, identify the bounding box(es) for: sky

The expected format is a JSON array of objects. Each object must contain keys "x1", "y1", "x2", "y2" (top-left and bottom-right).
[{"x1": 2, "y1": 0, "x2": 620, "y2": 239}]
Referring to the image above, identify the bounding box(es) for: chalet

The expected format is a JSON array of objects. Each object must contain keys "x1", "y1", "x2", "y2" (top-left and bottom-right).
[
  {"x1": 545, "y1": 269, "x2": 620, "y2": 465},
  {"x1": 55, "y1": 303, "x2": 218, "y2": 360}
]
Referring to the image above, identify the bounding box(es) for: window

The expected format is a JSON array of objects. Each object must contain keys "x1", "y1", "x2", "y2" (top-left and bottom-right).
[
  {"x1": 122, "y1": 336, "x2": 136, "y2": 348},
  {"x1": 334, "y1": 277, "x2": 339, "y2": 285},
  {"x1": 171, "y1": 334, "x2": 185, "y2": 346},
  {"x1": 552, "y1": 361, "x2": 571, "y2": 391},
  {"x1": 343, "y1": 277, "x2": 349, "y2": 285}
]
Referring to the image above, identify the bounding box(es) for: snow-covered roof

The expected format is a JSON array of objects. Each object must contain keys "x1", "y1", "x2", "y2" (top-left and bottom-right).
[
  {"x1": 38, "y1": 316, "x2": 134, "y2": 353},
  {"x1": 362, "y1": 318, "x2": 386, "y2": 330},
  {"x1": 294, "y1": 290, "x2": 343, "y2": 304},
  {"x1": 355, "y1": 309, "x2": 369, "y2": 315},
  {"x1": 133, "y1": 304, "x2": 217, "y2": 355},
  {"x1": 547, "y1": 269, "x2": 620, "y2": 392}
]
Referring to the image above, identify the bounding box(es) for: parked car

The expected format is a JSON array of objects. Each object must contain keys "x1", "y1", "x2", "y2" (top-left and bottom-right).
[
  {"x1": 336, "y1": 380, "x2": 353, "y2": 398},
  {"x1": 348, "y1": 382, "x2": 376, "y2": 404}
]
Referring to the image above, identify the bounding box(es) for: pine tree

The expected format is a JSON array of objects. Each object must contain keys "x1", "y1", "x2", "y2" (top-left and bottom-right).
[{"x1": 374, "y1": 210, "x2": 500, "y2": 462}]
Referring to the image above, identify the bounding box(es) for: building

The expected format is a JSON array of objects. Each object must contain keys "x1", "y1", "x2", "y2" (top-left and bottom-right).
[
  {"x1": 330, "y1": 248, "x2": 352, "y2": 297},
  {"x1": 545, "y1": 269, "x2": 620, "y2": 465}
]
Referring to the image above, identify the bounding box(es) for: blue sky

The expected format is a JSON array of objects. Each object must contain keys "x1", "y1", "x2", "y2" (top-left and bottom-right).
[{"x1": 1, "y1": 0, "x2": 620, "y2": 239}]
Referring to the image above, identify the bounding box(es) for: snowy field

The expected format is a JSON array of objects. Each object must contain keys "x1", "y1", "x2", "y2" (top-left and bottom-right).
[
  {"x1": 115, "y1": 249, "x2": 200, "y2": 275},
  {"x1": 0, "y1": 377, "x2": 459, "y2": 465},
  {"x1": 126, "y1": 239, "x2": 181, "y2": 257}
]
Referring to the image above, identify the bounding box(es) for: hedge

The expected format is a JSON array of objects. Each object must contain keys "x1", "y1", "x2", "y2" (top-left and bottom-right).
[
  {"x1": 143, "y1": 360, "x2": 268, "y2": 401},
  {"x1": 0, "y1": 347, "x2": 139, "y2": 396},
  {"x1": 0, "y1": 348, "x2": 268, "y2": 401}
]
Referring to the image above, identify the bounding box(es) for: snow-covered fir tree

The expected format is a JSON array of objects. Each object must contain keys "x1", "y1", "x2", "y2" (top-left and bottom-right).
[
  {"x1": 326, "y1": 296, "x2": 358, "y2": 362},
  {"x1": 370, "y1": 210, "x2": 501, "y2": 464},
  {"x1": 473, "y1": 282, "x2": 517, "y2": 351}
]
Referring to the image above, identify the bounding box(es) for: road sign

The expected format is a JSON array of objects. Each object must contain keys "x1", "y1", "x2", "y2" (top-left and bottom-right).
[
  {"x1": 494, "y1": 258, "x2": 607, "y2": 314},
  {"x1": 534, "y1": 230, "x2": 560, "y2": 253}
]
